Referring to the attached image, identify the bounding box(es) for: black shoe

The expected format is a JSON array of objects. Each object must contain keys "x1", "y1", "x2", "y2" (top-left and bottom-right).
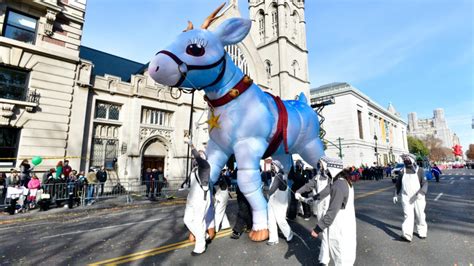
[
  {"x1": 191, "y1": 249, "x2": 206, "y2": 256},
  {"x1": 415, "y1": 233, "x2": 426, "y2": 239},
  {"x1": 230, "y1": 231, "x2": 242, "y2": 239}
]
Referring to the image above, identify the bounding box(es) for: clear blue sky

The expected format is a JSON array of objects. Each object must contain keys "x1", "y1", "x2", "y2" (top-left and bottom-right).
[{"x1": 82, "y1": 0, "x2": 473, "y2": 150}]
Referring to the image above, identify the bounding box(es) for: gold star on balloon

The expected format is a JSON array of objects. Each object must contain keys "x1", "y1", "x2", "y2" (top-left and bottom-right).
[{"x1": 206, "y1": 110, "x2": 221, "y2": 132}]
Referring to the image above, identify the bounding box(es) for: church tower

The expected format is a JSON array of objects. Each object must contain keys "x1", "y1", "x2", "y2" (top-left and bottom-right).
[{"x1": 248, "y1": 0, "x2": 310, "y2": 100}]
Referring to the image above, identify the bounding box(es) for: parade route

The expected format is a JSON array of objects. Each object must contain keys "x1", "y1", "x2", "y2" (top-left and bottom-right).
[{"x1": 1, "y1": 169, "x2": 473, "y2": 265}]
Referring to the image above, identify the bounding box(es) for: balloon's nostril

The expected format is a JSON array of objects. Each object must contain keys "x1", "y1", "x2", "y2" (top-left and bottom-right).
[{"x1": 155, "y1": 66, "x2": 160, "y2": 72}]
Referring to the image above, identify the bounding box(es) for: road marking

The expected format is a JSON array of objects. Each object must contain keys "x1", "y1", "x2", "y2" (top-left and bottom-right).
[
  {"x1": 470, "y1": 177, "x2": 474, "y2": 180},
  {"x1": 450, "y1": 181, "x2": 455, "y2": 185},
  {"x1": 89, "y1": 228, "x2": 232, "y2": 266},
  {"x1": 355, "y1": 186, "x2": 393, "y2": 200},
  {"x1": 434, "y1": 193, "x2": 443, "y2": 201},
  {"x1": 90, "y1": 186, "x2": 393, "y2": 265},
  {"x1": 460, "y1": 177, "x2": 464, "y2": 180},
  {"x1": 40, "y1": 217, "x2": 175, "y2": 239},
  {"x1": 450, "y1": 177, "x2": 454, "y2": 180},
  {"x1": 441, "y1": 177, "x2": 445, "y2": 180}
]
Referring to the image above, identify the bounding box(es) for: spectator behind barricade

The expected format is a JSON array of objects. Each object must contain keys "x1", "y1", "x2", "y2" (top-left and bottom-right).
[
  {"x1": 144, "y1": 168, "x2": 153, "y2": 198},
  {"x1": 63, "y1": 160, "x2": 72, "y2": 178},
  {"x1": 86, "y1": 168, "x2": 98, "y2": 205},
  {"x1": 97, "y1": 166, "x2": 107, "y2": 196},
  {"x1": 19, "y1": 159, "x2": 33, "y2": 187},
  {"x1": 42, "y1": 168, "x2": 55, "y2": 184},
  {"x1": 55, "y1": 161, "x2": 63, "y2": 179},
  {"x1": 7, "y1": 169, "x2": 20, "y2": 187},
  {"x1": 0, "y1": 172, "x2": 6, "y2": 202},
  {"x1": 27, "y1": 174, "x2": 41, "y2": 205},
  {"x1": 156, "y1": 167, "x2": 165, "y2": 197}
]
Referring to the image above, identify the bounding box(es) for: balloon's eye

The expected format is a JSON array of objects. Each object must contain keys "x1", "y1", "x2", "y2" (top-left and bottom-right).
[{"x1": 186, "y1": 44, "x2": 205, "y2": 57}]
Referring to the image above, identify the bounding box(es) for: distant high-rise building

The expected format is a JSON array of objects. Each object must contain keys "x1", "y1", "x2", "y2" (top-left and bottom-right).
[{"x1": 407, "y1": 109, "x2": 457, "y2": 148}]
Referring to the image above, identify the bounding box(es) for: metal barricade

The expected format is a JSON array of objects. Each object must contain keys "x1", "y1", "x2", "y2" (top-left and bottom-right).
[
  {"x1": 128, "y1": 180, "x2": 184, "y2": 200},
  {"x1": 92, "y1": 182, "x2": 131, "y2": 203}
]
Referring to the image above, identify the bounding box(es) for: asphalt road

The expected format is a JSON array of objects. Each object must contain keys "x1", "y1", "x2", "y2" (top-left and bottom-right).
[{"x1": 0, "y1": 169, "x2": 473, "y2": 266}]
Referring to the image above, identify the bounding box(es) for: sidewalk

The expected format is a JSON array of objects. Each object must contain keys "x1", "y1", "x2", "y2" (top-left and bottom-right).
[{"x1": 0, "y1": 193, "x2": 188, "y2": 225}]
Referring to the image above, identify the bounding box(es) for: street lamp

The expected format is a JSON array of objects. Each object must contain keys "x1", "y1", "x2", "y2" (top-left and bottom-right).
[{"x1": 374, "y1": 135, "x2": 379, "y2": 166}]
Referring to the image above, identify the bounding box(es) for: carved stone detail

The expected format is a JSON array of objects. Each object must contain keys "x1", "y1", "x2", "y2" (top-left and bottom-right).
[
  {"x1": 44, "y1": 9, "x2": 57, "y2": 36},
  {"x1": 0, "y1": 103, "x2": 15, "y2": 125},
  {"x1": 139, "y1": 127, "x2": 173, "y2": 142}
]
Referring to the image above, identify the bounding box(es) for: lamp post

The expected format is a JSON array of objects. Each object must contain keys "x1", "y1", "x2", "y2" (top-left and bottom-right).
[{"x1": 374, "y1": 135, "x2": 379, "y2": 166}]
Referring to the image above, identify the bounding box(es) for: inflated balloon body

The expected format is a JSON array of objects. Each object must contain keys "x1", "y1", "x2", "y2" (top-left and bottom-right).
[
  {"x1": 149, "y1": 4, "x2": 325, "y2": 241},
  {"x1": 32, "y1": 156, "x2": 43, "y2": 166}
]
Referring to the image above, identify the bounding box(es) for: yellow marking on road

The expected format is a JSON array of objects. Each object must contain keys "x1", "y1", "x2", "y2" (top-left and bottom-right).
[
  {"x1": 355, "y1": 186, "x2": 393, "y2": 200},
  {"x1": 89, "y1": 228, "x2": 232, "y2": 266}
]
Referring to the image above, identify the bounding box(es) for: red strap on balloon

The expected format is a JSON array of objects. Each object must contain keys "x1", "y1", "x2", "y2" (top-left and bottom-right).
[
  {"x1": 204, "y1": 75, "x2": 253, "y2": 108},
  {"x1": 262, "y1": 93, "x2": 289, "y2": 159}
]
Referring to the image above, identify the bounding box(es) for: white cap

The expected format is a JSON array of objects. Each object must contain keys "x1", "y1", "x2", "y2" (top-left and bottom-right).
[
  {"x1": 271, "y1": 160, "x2": 284, "y2": 173},
  {"x1": 320, "y1": 156, "x2": 344, "y2": 178}
]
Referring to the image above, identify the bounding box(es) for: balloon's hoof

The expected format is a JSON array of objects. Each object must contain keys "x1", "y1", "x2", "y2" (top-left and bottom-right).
[
  {"x1": 249, "y1": 229, "x2": 269, "y2": 242},
  {"x1": 188, "y1": 232, "x2": 195, "y2": 242},
  {"x1": 207, "y1": 228, "x2": 216, "y2": 240}
]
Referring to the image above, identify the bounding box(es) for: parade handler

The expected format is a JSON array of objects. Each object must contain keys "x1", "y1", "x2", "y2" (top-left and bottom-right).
[
  {"x1": 301, "y1": 168, "x2": 356, "y2": 266},
  {"x1": 267, "y1": 160, "x2": 293, "y2": 246},
  {"x1": 295, "y1": 156, "x2": 343, "y2": 265},
  {"x1": 214, "y1": 176, "x2": 231, "y2": 232},
  {"x1": 393, "y1": 154, "x2": 428, "y2": 242},
  {"x1": 183, "y1": 137, "x2": 212, "y2": 256}
]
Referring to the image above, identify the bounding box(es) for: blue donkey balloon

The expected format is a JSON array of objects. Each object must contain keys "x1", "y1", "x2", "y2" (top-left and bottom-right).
[{"x1": 149, "y1": 4, "x2": 325, "y2": 242}]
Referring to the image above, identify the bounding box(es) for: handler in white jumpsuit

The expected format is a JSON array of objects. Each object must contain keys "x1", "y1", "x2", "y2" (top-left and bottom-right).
[
  {"x1": 267, "y1": 160, "x2": 294, "y2": 245},
  {"x1": 393, "y1": 154, "x2": 428, "y2": 242},
  {"x1": 183, "y1": 138, "x2": 211, "y2": 256},
  {"x1": 296, "y1": 156, "x2": 343, "y2": 265},
  {"x1": 310, "y1": 168, "x2": 356, "y2": 266},
  {"x1": 214, "y1": 176, "x2": 230, "y2": 232}
]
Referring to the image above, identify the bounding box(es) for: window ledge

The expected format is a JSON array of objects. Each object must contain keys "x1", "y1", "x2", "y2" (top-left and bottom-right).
[{"x1": 0, "y1": 98, "x2": 38, "y2": 107}]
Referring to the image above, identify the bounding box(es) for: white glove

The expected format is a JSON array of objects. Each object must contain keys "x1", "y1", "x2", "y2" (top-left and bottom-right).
[
  {"x1": 184, "y1": 136, "x2": 192, "y2": 146},
  {"x1": 393, "y1": 196, "x2": 398, "y2": 204},
  {"x1": 295, "y1": 193, "x2": 303, "y2": 201},
  {"x1": 416, "y1": 193, "x2": 424, "y2": 200}
]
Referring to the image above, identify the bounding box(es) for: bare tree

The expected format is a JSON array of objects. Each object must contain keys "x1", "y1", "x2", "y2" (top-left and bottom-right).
[{"x1": 422, "y1": 135, "x2": 452, "y2": 161}]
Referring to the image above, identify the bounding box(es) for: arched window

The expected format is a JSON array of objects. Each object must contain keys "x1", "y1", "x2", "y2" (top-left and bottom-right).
[
  {"x1": 257, "y1": 9, "x2": 265, "y2": 42},
  {"x1": 270, "y1": 3, "x2": 278, "y2": 37},
  {"x1": 291, "y1": 60, "x2": 299, "y2": 77},
  {"x1": 265, "y1": 60, "x2": 271, "y2": 79},
  {"x1": 224, "y1": 45, "x2": 249, "y2": 76}
]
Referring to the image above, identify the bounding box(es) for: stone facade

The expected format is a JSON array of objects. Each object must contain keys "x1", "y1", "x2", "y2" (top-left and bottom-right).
[
  {"x1": 0, "y1": 0, "x2": 87, "y2": 172},
  {"x1": 311, "y1": 83, "x2": 409, "y2": 167},
  {"x1": 408, "y1": 109, "x2": 459, "y2": 148},
  {"x1": 0, "y1": 0, "x2": 311, "y2": 182}
]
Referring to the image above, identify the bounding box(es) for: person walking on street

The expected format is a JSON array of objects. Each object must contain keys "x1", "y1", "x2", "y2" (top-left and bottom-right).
[
  {"x1": 393, "y1": 154, "x2": 428, "y2": 242},
  {"x1": 431, "y1": 164, "x2": 442, "y2": 183},
  {"x1": 267, "y1": 160, "x2": 293, "y2": 246},
  {"x1": 97, "y1": 166, "x2": 108, "y2": 195},
  {"x1": 214, "y1": 175, "x2": 231, "y2": 232},
  {"x1": 183, "y1": 136, "x2": 211, "y2": 256},
  {"x1": 305, "y1": 167, "x2": 356, "y2": 266}
]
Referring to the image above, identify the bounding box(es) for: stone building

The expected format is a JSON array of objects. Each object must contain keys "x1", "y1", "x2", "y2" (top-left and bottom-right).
[
  {"x1": 311, "y1": 82, "x2": 409, "y2": 167},
  {"x1": 0, "y1": 0, "x2": 311, "y2": 182},
  {"x1": 408, "y1": 109, "x2": 459, "y2": 148},
  {"x1": 76, "y1": 0, "x2": 312, "y2": 182},
  {"x1": 0, "y1": 0, "x2": 88, "y2": 172}
]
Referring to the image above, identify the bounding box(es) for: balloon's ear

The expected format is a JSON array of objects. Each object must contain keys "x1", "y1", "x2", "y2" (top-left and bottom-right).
[{"x1": 213, "y1": 18, "x2": 251, "y2": 45}]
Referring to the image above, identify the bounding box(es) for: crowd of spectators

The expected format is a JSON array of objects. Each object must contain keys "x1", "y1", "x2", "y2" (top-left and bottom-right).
[{"x1": 0, "y1": 159, "x2": 108, "y2": 215}]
